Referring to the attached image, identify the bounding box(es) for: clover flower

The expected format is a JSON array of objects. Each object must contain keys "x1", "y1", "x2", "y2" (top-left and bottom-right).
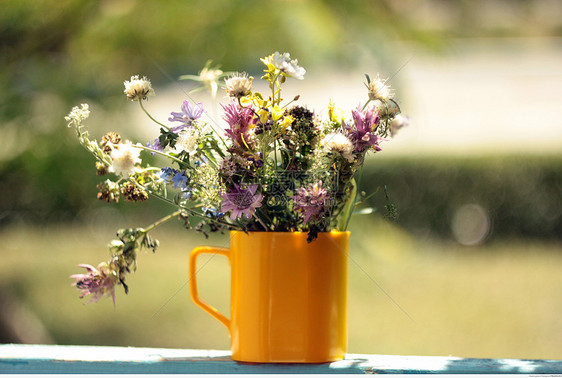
[
  {"x1": 221, "y1": 183, "x2": 263, "y2": 221},
  {"x1": 71, "y1": 263, "x2": 118, "y2": 305},
  {"x1": 109, "y1": 142, "x2": 142, "y2": 177},
  {"x1": 271, "y1": 52, "x2": 306, "y2": 80},
  {"x1": 173, "y1": 127, "x2": 200, "y2": 156},
  {"x1": 322, "y1": 132, "x2": 355, "y2": 163},
  {"x1": 124, "y1": 75, "x2": 155, "y2": 101},
  {"x1": 168, "y1": 100, "x2": 206, "y2": 133},
  {"x1": 224, "y1": 72, "x2": 253, "y2": 98},
  {"x1": 292, "y1": 181, "x2": 330, "y2": 224},
  {"x1": 348, "y1": 106, "x2": 381, "y2": 152}
]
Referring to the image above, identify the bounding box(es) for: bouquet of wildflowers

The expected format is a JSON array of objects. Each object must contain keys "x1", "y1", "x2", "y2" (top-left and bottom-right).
[{"x1": 66, "y1": 52, "x2": 408, "y2": 304}]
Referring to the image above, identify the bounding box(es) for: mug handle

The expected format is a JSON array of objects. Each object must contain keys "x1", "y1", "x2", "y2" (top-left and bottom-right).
[{"x1": 189, "y1": 246, "x2": 231, "y2": 333}]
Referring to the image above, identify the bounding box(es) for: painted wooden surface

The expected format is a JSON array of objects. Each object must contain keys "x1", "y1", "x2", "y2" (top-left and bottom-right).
[{"x1": 1, "y1": 344, "x2": 561, "y2": 374}]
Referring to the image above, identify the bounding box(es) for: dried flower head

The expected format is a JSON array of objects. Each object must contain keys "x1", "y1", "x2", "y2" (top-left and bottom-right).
[
  {"x1": 100, "y1": 132, "x2": 121, "y2": 153},
  {"x1": 224, "y1": 72, "x2": 253, "y2": 98},
  {"x1": 124, "y1": 75, "x2": 155, "y2": 101},
  {"x1": 109, "y1": 142, "x2": 142, "y2": 177},
  {"x1": 121, "y1": 181, "x2": 148, "y2": 202},
  {"x1": 366, "y1": 74, "x2": 393, "y2": 102},
  {"x1": 322, "y1": 132, "x2": 355, "y2": 163},
  {"x1": 97, "y1": 179, "x2": 120, "y2": 203}
]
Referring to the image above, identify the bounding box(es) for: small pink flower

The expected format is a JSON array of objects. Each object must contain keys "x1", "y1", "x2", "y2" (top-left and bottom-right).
[
  {"x1": 292, "y1": 181, "x2": 330, "y2": 224},
  {"x1": 71, "y1": 263, "x2": 118, "y2": 306}
]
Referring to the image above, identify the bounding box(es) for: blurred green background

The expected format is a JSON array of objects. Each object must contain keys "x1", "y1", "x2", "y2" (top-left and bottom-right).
[{"x1": 1, "y1": 0, "x2": 561, "y2": 360}]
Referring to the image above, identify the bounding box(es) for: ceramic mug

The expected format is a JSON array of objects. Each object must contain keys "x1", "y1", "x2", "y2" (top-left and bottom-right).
[{"x1": 189, "y1": 231, "x2": 349, "y2": 363}]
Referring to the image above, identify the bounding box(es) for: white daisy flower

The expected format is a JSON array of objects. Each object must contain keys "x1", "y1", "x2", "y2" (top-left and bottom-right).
[
  {"x1": 124, "y1": 75, "x2": 155, "y2": 101},
  {"x1": 109, "y1": 142, "x2": 142, "y2": 176}
]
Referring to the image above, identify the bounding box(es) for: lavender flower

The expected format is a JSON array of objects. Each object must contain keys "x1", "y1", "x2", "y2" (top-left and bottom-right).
[
  {"x1": 70, "y1": 263, "x2": 118, "y2": 305},
  {"x1": 348, "y1": 106, "x2": 381, "y2": 152},
  {"x1": 222, "y1": 102, "x2": 255, "y2": 149},
  {"x1": 292, "y1": 181, "x2": 330, "y2": 224},
  {"x1": 221, "y1": 183, "x2": 263, "y2": 221},
  {"x1": 168, "y1": 100, "x2": 206, "y2": 133}
]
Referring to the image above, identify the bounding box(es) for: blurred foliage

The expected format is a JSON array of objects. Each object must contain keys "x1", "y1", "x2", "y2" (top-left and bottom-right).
[
  {"x1": 1, "y1": 0, "x2": 561, "y2": 236},
  {"x1": 362, "y1": 154, "x2": 562, "y2": 243}
]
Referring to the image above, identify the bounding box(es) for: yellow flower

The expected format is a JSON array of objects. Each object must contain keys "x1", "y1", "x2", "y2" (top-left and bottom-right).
[
  {"x1": 328, "y1": 100, "x2": 345, "y2": 124},
  {"x1": 271, "y1": 105, "x2": 285, "y2": 122},
  {"x1": 279, "y1": 114, "x2": 294, "y2": 131}
]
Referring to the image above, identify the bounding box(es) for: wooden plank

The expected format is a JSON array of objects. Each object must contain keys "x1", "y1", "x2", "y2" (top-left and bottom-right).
[{"x1": 1, "y1": 344, "x2": 561, "y2": 374}]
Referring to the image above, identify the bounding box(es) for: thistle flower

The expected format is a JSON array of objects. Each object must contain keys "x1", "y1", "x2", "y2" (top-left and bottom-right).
[
  {"x1": 109, "y1": 142, "x2": 142, "y2": 177},
  {"x1": 224, "y1": 72, "x2": 253, "y2": 98},
  {"x1": 168, "y1": 100, "x2": 206, "y2": 133},
  {"x1": 124, "y1": 75, "x2": 155, "y2": 101},
  {"x1": 173, "y1": 127, "x2": 200, "y2": 156},
  {"x1": 221, "y1": 183, "x2": 263, "y2": 221},
  {"x1": 292, "y1": 181, "x2": 330, "y2": 224},
  {"x1": 366, "y1": 74, "x2": 393, "y2": 102},
  {"x1": 271, "y1": 52, "x2": 306, "y2": 80},
  {"x1": 222, "y1": 102, "x2": 255, "y2": 149},
  {"x1": 71, "y1": 263, "x2": 118, "y2": 305},
  {"x1": 321, "y1": 132, "x2": 355, "y2": 163},
  {"x1": 348, "y1": 106, "x2": 381, "y2": 152}
]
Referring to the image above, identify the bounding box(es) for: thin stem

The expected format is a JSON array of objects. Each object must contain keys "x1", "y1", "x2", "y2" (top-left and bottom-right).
[
  {"x1": 143, "y1": 210, "x2": 182, "y2": 233},
  {"x1": 131, "y1": 144, "x2": 185, "y2": 166},
  {"x1": 139, "y1": 100, "x2": 170, "y2": 131}
]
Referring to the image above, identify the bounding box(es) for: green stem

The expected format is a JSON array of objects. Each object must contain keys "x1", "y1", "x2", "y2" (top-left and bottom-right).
[
  {"x1": 143, "y1": 210, "x2": 182, "y2": 233},
  {"x1": 131, "y1": 144, "x2": 185, "y2": 166},
  {"x1": 139, "y1": 99, "x2": 170, "y2": 131}
]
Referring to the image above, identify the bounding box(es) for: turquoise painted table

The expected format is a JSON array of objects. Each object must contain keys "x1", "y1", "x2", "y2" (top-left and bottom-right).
[{"x1": 1, "y1": 344, "x2": 561, "y2": 374}]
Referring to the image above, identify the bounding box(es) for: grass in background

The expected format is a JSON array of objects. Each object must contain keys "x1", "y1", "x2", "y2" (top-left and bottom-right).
[{"x1": 0, "y1": 216, "x2": 560, "y2": 360}]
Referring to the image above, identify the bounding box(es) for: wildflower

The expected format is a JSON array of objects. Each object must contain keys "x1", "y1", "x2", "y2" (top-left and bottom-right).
[
  {"x1": 389, "y1": 114, "x2": 409, "y2": 137},
  {"x1": 271, "y1": 52, "x2": 306, "y2": 80},
  {"x1": 97, "y1": 179, "x2": 120, "y2": 203},
  {"x1": 96, "y1": 161, "x2": 109, "y2": 176},
  {"x1": 222, "y1": 102, "x2": 255, "y2": 149},
  {"x1": 365, "y1": 74, "x2": 393, "y2": 102},
  {"x1": 147, "y1": 137, "x2": 164, "y2": 153},
  {"x1": 124, "y1": 75, "x2": 155, "y2": 101},
  {"x1": 158, "y1": 167, "x2": 178, "y2": 184},
  {"x1": 70, "y1": 263, "x2": 118, "y2": 305},
  {"x1": 348, "y1": 106, "x2": 381, "y2": 152},
  {"x1": 172, "y1": 171, "x2": 189, "y2": 189},
  {"x1": 292, "y1": 181, "x2": 330, "y2": 224},
  {"x1": 224, "y1": 72, "x2": 253, "y2": 99},
  {"x1": 179, "y1": 60, "x2": 226, "y2": 98},
  {"x1": 374, "y1": 99, "x2": 400, "y2": 118},
  {"x1": 109, "y1": 142, "x2": 142, "y2": 177},
  {"x1": 221, "y1": 183, "x2": 263, "y2": 221},
  {"x1": 322, "y1": 132, "x2": 355, "y2": 163},
  {"x1": 328, "y1": 101, "x2": 345, "y2": 125},
  {"x1": 173, "y1": 127, "x2": 200, "y2": 155},
  {"x1": 65, "y1": 104, "x2": 90, "y2": 128},
  {"x1": 100, "y1": 132, "x2": 121, "y2": 153},
  {"x1": 121, "y1": 181, "x2": 148, "y2": 202},
  {"x1": 168, "y1": 100, "x2": 206, "y2": 133}
]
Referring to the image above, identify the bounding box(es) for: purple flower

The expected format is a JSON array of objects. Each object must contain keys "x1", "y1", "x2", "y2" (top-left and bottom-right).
[
  {"x1": 158, "y1": 167, "x2": 178, "y2": 184},
  {"x1": 221, "y1": 102, "x2": 256, "y2": 148},
  {"x1": 70, "y1": 263, "x2": 118, "y2": 305},
  {"x1": 348, "y1": 106, "x2": 381, "y2": 152},
  {"x1": 221, "y1": 183, "x2": 263, "y2": 221},
  {"x1": 147, "y1": 138, "x2": 164, "y2": 154},
  {"x1": 169, "y1": 100, "x2": 206, "y2": 133},
  {"x1": 292, "y1": 180, "x2": 330, "y2": 224},
  {"x1": 172, "y1": 171, "x2": 189, "y2": 189}
]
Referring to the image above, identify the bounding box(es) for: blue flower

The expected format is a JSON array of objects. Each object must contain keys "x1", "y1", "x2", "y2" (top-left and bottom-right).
[
  {"x1": 158, "y1": 167, "x2": 178, "y2": 184},
  {"x1": 172, "y1": 171, "x2": 189, "y2": 189}
]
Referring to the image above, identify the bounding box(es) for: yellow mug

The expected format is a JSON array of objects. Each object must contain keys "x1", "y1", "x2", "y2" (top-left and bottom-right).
[{"x1": 189, "y1": 231, "x2": 349, "y2": 363}]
